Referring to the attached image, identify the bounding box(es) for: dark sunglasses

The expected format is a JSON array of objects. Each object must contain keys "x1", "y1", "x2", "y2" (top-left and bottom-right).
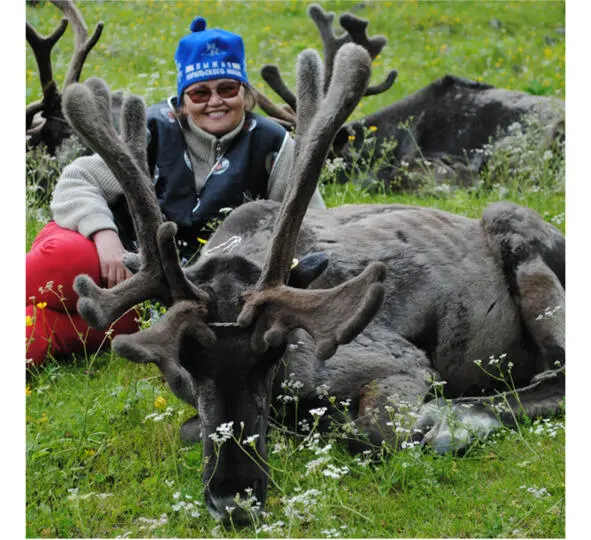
[{"x1": 184, "y1": 81, "x2": 243, "y2": 104}]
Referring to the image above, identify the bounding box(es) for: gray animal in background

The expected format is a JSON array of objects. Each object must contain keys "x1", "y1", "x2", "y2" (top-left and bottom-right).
[
  {"x1": 62, "y1": 42, "x2": 564, "y2": 525},
  {"x1": 256, "y1": 4, "x2": 565, "y2": 189}
]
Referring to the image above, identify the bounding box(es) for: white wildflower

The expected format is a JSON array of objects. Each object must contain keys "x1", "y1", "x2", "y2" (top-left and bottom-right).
[
  {"x1": 305, "y1": 456, "x2": 331, "y2": 474},
  {"x1": 322, "y1": 464, "x2": 350, "y2": 479},
  {"x1": 520, "y1": 485, "x2": 550, "y2": 498},
  {"x1": 244, "y1": 434, "x2": 260, "y2": 446},
  {"x1": 209, "y1": 421, "x2": 234, "y2": 444},
  {"x1": 315, "y1": 383, "x2": 330, "y2": 398},
  {"x1": 309, "y1": 407, "x2": 327, "y2": 418}
]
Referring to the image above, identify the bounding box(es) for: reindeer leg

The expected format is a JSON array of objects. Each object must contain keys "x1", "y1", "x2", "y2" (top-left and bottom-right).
[
  {"x1": 481, "y1": 202, "x2": 565, "y2": 373},
  {"x1": 414, "y1": 366, "x2": 564, "y2": 454},
  {"x1": 350, "y1": 371, "x2": 433, "y2": 454},
  {"x1": 514, "y1": 256, "x2": 565, "y2": 373}
]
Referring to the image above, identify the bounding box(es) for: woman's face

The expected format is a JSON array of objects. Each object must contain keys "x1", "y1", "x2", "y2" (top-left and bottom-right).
[{"x1": 182, "y1": 79, "x2": 246, "y2": 136}]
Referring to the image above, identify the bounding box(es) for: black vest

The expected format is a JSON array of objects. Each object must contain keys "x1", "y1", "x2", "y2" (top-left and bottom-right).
[{"x1": 111, "y1": 98, "x2": 287, "y2": 261}]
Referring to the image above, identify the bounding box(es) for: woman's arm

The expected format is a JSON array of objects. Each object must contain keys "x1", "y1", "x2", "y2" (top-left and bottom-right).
[
  {"x1": 51, "y1": 154, "x2": 133, "y2": 287},
  {"x1": 50, "y1": 153, "x2": 125, "y2": 238},
  {"x1": 266, "y1": 134, "x2": 327, "y2": 210}
]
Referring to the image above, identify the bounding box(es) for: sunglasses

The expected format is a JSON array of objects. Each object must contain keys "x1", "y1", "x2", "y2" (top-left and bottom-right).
[{"x1": 184, "y1": 81, "x2": 243, "y2": 104}]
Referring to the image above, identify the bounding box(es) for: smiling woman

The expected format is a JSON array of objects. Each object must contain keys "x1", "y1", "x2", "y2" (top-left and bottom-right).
[{"x1": 25, "y1": 14, "x2": 326, "y2": 368}]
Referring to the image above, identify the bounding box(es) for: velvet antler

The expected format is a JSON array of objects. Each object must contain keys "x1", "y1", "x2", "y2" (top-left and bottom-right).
[
  {"x1": 238, "y1": 44, "x2": 387, "y2": 359},
  {"x1": 62, "y1": 78, "x2": 208, "y2": 329},
  {"x1": 26, "y1": 0, "x2": 104, "y2": 147},
  {"x1": 254, "y1": 3, "x2": 397, "y2": 128}
]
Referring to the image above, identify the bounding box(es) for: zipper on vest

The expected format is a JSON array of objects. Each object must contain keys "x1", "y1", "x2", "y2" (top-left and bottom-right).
[{"x1": 193, "y1": 142, "x2": 224, "y2": 216}]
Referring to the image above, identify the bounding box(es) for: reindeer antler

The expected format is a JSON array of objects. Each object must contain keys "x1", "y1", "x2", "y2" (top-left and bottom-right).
[
  {"x1": 255, "y1": 4, "x2": 398, "y2": 129},
  {"x1": 26, "y1": 0, "x2": 104, "y2": 151},
  {"x1": 62, "y1": 78, "x2": 210, "y2": 332},
  {"x1": 51, "y1": 0, "x2": 104, "y2": 87},
  {"x1": 238, "y1": 44, "x2": 387, "y2": 360},
  {"x1": 63, "y1": 47, "x2": 384, "y2": 369}
]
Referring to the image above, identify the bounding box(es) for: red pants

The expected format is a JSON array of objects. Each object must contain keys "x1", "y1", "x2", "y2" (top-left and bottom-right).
[{"x1": 26, "y1": 221, "x2": 139, "y2": 367}]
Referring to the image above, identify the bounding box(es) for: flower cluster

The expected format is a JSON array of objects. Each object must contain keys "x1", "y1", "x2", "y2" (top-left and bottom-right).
[
  {"x1": 209, "y1": 421, "x2": 234, "y2": 444},
  {"x1": 281, "y1": 488, "x2": 322, "y2": 522},
  {"x1": 520, "y1": 485, "x2": 551, "y2": 498},
  {"x1": 144, "y1": 406, "x2": 175, "y2": 423},
  {"x1": 171, "y1": 492, "x2": 202, "y2": 518},
  {"x1": 528, "y1": 417, "x2": 564, "y2": 438}
]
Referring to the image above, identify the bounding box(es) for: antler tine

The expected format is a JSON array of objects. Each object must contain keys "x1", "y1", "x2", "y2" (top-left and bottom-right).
[
  {"x1": 50, "y1": 0, "x2": 104, "y2": 88},
  {"x1": 63, "y1": 78, "x2": 162, "y2": 254},
  {"x1": 251, "y1": 87, "x2": 296, "y2": 130},
  {"x1": 307, "y1": 4, "x2": 350, "y2": 93},
  {"x1": 255, "y1": 44, "x2": 371, "y2": 291},
  {"x1": 338, "y1": 12, "x2": 398, "y2": 99},
  {"x1": 113, "y1": 300, "x2": 216, "y2": 373},
  {"x1": 26, "y1": 19, "x2": 68, "y2": 91},
  {"x1": 365, "y1": 69, "x2": 398, "y2": 96},
  {"x1": 294, "y1": 49, "x2": 323, "y2": 158},
  {"x1": 260, "y1": 65, "x2": 298, "y2": 111},
  {"x1": 120, "y1": 94, "x2": 150, "y2": 177},
  {"x1": 339, "y1": 13, "x2": 386, "y2": 60}
]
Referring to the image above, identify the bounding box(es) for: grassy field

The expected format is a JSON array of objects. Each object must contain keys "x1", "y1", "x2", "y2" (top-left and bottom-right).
[{"x1": 25, "y1": 1, "x2": 565, "y2": 538}]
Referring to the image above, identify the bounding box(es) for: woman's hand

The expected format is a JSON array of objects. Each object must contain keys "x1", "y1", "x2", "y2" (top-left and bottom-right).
[{"x1": 92, "y1": 229, "x2": 133, "y2": 288}]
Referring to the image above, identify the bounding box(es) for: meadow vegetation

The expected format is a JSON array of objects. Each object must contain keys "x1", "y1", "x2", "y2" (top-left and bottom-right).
[{"x1": 26, "y1": 1, "x2": 565, "y2": 537}]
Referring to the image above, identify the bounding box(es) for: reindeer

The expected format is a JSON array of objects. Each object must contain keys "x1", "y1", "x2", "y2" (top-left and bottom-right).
[
  {"x1": 256, "y1": 4, "x2": 565, "y2": 190},
  {"x1": 61, "y1": 41, "x2": 564, "y2": 525}
]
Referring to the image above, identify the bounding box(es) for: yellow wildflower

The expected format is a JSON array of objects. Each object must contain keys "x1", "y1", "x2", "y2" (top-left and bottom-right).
[
  {"x1": 155, "y1": 396, "x2": 167, "y2": 409},
  {"x1": 26, "y1": 315, "x2": 33, "y2": 327},
  {"x1": 26, "y1": 386, "x2": 31, "y2": 396},
  {"x1": 197, "y1": 237, "x2": 208, "y2": 245},
  {"x1": 348, "y1": 135, "x2": 355, "y2": 142},
  {"x1": 369, "y1": 125, "x2": 378, "y2": 133},
  {"x1": 36, "y1": 301, "x2": 47, "y2": 310}
]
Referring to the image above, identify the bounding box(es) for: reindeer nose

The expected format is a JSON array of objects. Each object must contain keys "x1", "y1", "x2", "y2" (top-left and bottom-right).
[{"x1": 204, "y1": 478, "x2": 265, "y2": 524}]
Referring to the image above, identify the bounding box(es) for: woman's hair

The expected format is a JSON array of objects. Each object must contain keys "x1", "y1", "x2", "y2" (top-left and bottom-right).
[{"x1": 175, "y1": 83, "x2": 255, "y2": 128}]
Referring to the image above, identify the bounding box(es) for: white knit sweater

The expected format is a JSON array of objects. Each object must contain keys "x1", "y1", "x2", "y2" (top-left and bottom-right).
[{"x1": 50, "y1": 113, "x2": 326, "y2": 239}]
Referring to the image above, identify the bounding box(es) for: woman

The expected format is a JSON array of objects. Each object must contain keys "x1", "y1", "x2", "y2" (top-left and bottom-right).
[{"x1": 26, "y1": 17, "x2": 326, "y2": 367}]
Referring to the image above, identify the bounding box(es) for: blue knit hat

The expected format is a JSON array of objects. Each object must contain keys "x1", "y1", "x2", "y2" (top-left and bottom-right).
[{"x1": 175, "y1": 17, "x2": 249, "y2": 101}]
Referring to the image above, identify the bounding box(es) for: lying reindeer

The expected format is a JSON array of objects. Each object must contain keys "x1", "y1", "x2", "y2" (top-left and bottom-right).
[
  {"x1": 62, "y1": 44, "x2": 564, "y2": 524},
  {"x1": 257, "y1": 4, "x2": 565, "y2": 190}
]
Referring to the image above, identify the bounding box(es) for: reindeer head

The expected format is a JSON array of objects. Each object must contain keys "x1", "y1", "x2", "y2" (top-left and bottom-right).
[{"x1": 62, "y1": 43, "x2": 385, "y2": 523}]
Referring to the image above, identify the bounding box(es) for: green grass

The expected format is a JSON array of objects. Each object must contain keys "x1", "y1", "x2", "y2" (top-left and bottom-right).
[
  {"x1": 26, "y1": 355, "x2": 565, "y2": 538},
  {"x1": 26, "y1": 0, "x2": 565, "y2": 111},
  {"x1": 26, "y1": 1, "x2": 565, "y2": 537}
]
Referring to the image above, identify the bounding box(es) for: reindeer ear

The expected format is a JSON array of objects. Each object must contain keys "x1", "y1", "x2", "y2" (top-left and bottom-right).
[{"x1": 287, "y1": 252, "x2": 329, "y2": 289}]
